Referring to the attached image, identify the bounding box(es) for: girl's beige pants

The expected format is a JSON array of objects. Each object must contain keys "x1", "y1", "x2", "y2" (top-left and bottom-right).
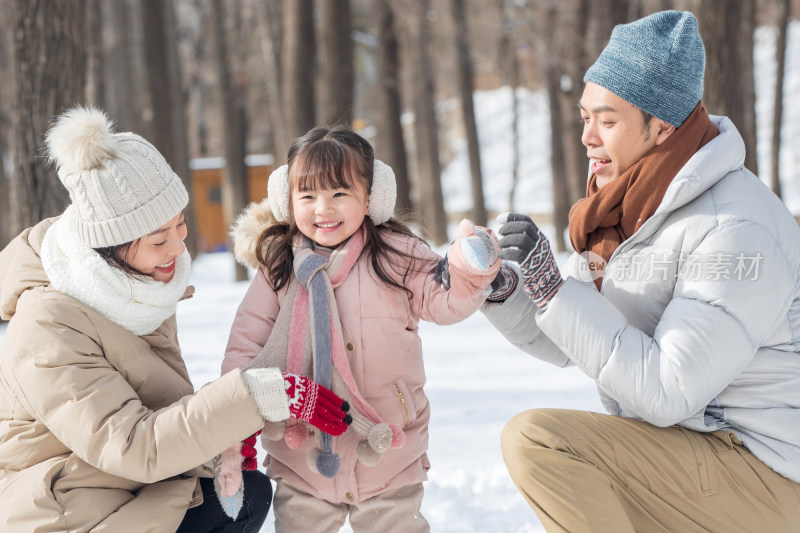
[{"x1": 273, "y1": 480, "x2": 429, "y2": 533}]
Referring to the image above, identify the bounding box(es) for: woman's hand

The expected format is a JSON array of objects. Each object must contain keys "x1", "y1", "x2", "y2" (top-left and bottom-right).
[{"x1": 243, "y1": 368, "x2": 351, "y2": 435}]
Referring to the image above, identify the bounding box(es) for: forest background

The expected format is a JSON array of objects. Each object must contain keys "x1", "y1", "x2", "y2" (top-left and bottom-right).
[{"x1": 0, "y1": 0, "x2": 798, "y2": 281}]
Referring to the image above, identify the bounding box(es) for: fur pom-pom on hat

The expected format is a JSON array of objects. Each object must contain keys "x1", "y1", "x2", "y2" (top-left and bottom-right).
[
  {"x1": 45, "y1": 107, "x2": 119, "y2": 175},
  {"x1": 44, "y1": 105, "x2": 188, "y2": 248}
]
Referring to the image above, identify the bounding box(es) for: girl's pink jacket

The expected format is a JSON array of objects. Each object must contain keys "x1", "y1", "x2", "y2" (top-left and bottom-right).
[{"x1": 223, "y1": 201, "x2": 499, "y2": 504}]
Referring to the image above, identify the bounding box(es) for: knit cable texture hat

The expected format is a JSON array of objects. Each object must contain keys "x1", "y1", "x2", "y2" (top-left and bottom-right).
[
  {"x1": 45, "y1": 106, "x2": 189, "y2": 248},
  {"x1": 583, "y1": 10, "x2": 705, "y2": 127}
]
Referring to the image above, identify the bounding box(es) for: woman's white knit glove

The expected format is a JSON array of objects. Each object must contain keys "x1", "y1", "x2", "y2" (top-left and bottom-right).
[{"x1": 243, "y1": 368, "x2": 291, "y2": 422}]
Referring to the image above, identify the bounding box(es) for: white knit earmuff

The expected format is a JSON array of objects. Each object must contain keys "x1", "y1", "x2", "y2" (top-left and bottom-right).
[{"x1": 267, "y1": 159, "x2": 397, "y2": 225}]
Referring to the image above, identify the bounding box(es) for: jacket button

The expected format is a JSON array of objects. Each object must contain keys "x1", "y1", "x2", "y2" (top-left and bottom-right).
[
  {"x1": 346, "y1": 342, "x2": 355, "y2": 351},
  {"x1": 346, "y1": 492, "x2": 354, "y2": 501}
]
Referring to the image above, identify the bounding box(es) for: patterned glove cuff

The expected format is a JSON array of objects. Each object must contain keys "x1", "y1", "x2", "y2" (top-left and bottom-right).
[
  {"x1": 519, "y1": 236, "x2": 563, "y2": 307},
  {"x1": 486, "y1": 264, "x2": 518, "y2": 302},
  {"x1": 243, "y1": 368, "x2": 291, "y2": 422}
]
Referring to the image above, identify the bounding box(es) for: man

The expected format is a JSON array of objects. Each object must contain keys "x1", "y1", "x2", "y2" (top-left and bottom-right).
[{"x1": 483, "y1": 10, "x2": 800, "y2": 532}]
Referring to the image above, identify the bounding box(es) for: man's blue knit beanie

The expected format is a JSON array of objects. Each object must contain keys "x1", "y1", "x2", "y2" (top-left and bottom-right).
[{"x1": 583, "y1": 10, "x2": 705, "y2": 127}]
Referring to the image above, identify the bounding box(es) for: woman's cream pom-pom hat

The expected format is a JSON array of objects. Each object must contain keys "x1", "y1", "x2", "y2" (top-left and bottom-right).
[
  {"x1": 45, "y1": 106, "x2": 188, "y2": 248},
  {"x1": 267, "y1": 159, "x2": 397, "y2": 225}
]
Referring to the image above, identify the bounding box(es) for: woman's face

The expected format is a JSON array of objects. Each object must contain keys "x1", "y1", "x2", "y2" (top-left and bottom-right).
[{"x1": 120, "y1": 212, "x2": 187, "y2": 282}]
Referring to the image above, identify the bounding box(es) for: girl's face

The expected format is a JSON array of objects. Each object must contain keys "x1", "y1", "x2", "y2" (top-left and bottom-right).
[
  {"x1": 120, "y1": 212, "x2": 187, "y2": 282},
  {"x1": 291, "y1": 175, "x2": 369, "y2": 248}
]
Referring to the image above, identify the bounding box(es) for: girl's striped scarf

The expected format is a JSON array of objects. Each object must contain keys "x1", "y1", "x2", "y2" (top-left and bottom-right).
[{"x1": 246, "y1": 225, "x2": 404, "y2": 478}]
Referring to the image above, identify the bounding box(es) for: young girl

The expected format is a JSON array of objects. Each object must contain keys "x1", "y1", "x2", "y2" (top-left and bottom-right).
[{"x1": 221, "y1": 125, "x2": 503, "y2": 532}]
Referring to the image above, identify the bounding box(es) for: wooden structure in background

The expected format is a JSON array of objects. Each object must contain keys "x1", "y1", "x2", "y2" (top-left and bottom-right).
[{"x1": 189, "y1": 154, "x2": 274, "y2": 253}]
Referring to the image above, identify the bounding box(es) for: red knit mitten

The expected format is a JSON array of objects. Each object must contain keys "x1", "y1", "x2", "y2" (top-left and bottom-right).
[
  {"x1": 240, "y1": 430, "x2": 261, "y2": 471},
  {"x1": 283, "y1": 373, "x2": 351, "y2": 436}
]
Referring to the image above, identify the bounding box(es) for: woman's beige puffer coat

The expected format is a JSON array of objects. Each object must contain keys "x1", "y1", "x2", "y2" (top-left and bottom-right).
[{"x1": 0, "y1": 218, "x2": 265, "y2": 532}]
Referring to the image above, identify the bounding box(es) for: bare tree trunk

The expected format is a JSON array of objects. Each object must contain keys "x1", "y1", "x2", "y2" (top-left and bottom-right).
[
  {"x1": 188, "y1": 0, "x2": 209, "y2": 156},
  {"x1": 699, "y1": 0, "x2": 758, "y2": 174},
  {"x1": 102, "y1": 0, "x2": 143, "y2": 133},
  {"x1": 630, "y1": 0, "x2": 674, "y2": 18},
  {"x1": 451, "y1": 0, "x2": 487, "y2": 226},
  {"x1": 317, "y1": 0, "x2": 354, "y2": 127},
  {"x1": 558, "y1": 0, "x2": 591, "y2": 207},
  {"x1": 86, "y1": 0, "x2": 105, "y2": 108},
  {"x1": 0, "y1": 130, "x2": 7, "y2": 248},
  {"x1": 0, "y1": 8, "x2": 13, "y2": 249},
  {"x1": 770, "y1": 0, "x2": 789, "y2": 198},
  {"x1": 498, "y1": 0, "x2": 521, "y2": 213},
  {"x1": 587, "y1": 0, "x2": 631, "y2": 52},
  {"x1": 282, "y1": 0, "x2": 315, "y2": 140},
  {"x1": 542, "y1": 6, "x2": 570, "y2": 252},
  {"x1": 374, "y1": 0, "x2": 411, "y2": 214},
  {"x1": 141, "y1": 0, "x2": 198, "y2": 256},
  {"x1": 10, "y1": 0, "x2": 86, "y2": 235},
  {"x1": 127, "y1": 0, "x2": 152, "y2": 138},
  {"x1": 256, "y1": 0, "x2": 287, "y2": 161},
  {"x1": 211, "y1": 0, "x2": 249, "y2": 281},
  {"x1": 0, "y1": 117, "x2": 9, "y2": 248},
  {"x1": 403, "y1": 0, "x2": 448, "y2": 245},
  {"x1": 0, "y1": 122, "x2": 8, "y2": 245}
]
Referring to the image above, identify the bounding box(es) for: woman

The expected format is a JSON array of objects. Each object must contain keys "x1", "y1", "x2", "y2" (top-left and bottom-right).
[{"x1": 0, "y1": 107, "x2": 349, "y2": 533}]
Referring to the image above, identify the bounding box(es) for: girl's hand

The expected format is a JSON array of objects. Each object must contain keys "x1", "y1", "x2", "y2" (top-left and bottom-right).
[
  {"x1": 435, "y1": 219, "x2": 501, "y2": 291},
  {"x1": 449, "y1": 219, "x2": 500, "y2": 273}
]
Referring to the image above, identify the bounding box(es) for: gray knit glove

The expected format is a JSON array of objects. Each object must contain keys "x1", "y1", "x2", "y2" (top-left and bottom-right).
[{"x1": 497, "y1": 213, "x2": 563, "y2": 307}]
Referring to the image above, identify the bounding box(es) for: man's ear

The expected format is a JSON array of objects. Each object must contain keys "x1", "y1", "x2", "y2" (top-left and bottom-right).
[{"x1": 655, "y1": 121, "x2": 677, "y2": 145}]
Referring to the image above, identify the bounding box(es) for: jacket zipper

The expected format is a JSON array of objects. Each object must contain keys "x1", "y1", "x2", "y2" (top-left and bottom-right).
[{"x1": 394, "y1": 383, "x2": 409, "y2": 426}]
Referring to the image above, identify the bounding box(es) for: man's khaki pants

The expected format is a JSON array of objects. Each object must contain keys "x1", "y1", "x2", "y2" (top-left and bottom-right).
[
  {"x1": 273, "y1": 481, "x2": 430, "y2": 533},
  {"x1": 501, "y1": 409, "x2": 800, "y2": 532}
]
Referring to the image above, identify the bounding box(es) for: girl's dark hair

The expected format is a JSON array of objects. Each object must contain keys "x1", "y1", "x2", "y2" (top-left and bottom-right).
[
  {"x1": 256, "y1": 125, "x2": 426, "y2": 299},
  {"x1": 94, "y1": 240, "x2": 152, "y2": 279}
]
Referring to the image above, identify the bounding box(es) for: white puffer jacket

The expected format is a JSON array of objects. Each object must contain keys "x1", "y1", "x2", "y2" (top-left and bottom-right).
[{"x1": 483, "y1": 116, "x2": 800, "y2": 483}]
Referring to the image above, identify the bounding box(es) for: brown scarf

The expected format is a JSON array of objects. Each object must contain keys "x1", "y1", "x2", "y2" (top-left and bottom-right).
[{"x1": 568, "y1": 102, "x2": 719, "y2": 289}]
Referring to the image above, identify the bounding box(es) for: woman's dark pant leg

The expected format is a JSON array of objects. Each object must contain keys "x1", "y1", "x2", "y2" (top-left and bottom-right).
[{"x1": 177, "y1": 470, "x2": 272, "y2": 533}]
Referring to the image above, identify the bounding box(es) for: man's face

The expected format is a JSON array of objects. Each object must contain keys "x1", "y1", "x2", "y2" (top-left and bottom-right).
[{"x1": 579, "y1": 82, "x2": 671, "y2": 189}]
